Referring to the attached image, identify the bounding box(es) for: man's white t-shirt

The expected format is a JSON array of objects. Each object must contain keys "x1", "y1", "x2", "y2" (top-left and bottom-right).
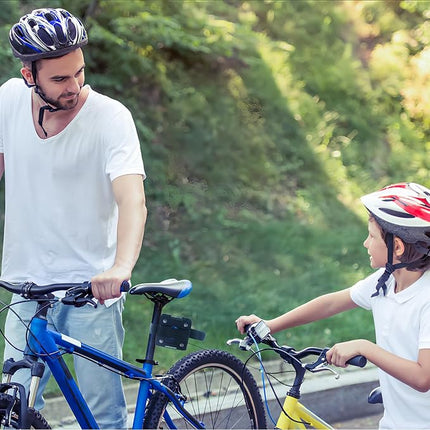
[
  {"x1": 350, "y1": 269, "x2": 430, "y2": 429},
  {"x1": 0, "y1": 78, "x2": 145, "y2": 286}
]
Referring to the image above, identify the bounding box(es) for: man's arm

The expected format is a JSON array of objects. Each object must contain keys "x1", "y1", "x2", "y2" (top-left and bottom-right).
[
  {"x1": 91, "y1": 174, "x2": 147, "y2": 304},
  {"x1": 0, "y1": 153, "x2": 4, "y2": 179}
]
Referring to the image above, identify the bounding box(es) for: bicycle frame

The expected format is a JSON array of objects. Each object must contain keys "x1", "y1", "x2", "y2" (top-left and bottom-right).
[
  {"x1": 276, "y1": 395, "x2": 332, "y2": 429},
  {"x1": 11, "y1": 296, "x2": 204, "y2": 429},
  {"x1": 228, "y1": 321, "x2": 367, "y2": 430}
]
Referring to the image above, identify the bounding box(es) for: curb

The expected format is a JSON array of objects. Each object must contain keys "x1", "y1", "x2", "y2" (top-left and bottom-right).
[{"x1": 42, "y1": 362, "x2": 382, "y2": 428}]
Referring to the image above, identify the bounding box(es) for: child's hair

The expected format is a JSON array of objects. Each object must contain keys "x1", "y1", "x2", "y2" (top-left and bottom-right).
[{"x1": 370, "y1": 214, "x2": 430, "y2": 272}]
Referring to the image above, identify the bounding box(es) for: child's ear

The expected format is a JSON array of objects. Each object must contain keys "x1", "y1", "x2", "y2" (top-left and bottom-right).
[{"x1": 393, "y1": 236, "x2": 405, "y2": 258}]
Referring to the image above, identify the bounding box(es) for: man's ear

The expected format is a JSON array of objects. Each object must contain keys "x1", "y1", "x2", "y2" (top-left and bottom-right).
[
  {"x1": 394, "y1": 236, "x2": 405, "y2": 258},
  {"x1": 20, "y1": 66, "x2": 35, "y2": 86}
]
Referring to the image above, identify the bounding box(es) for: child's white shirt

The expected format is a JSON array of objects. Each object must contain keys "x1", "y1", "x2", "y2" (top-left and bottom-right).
[{"x1": 351, "y1": 269, "x2": 430, "y2": 429}]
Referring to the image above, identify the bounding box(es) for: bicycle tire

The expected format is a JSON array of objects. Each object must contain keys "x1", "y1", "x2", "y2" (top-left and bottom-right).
[
  {"x1": 0, "y1": 393, "x2": 51, "y2": 429},
  {"x1": 143, "y1": 349, "x2": 267, "y2": 429}
]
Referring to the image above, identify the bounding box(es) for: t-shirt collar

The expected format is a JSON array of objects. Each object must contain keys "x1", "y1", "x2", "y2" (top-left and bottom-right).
[{"x1": 386, "y1": 270, "x2": 430, "y2": 303}]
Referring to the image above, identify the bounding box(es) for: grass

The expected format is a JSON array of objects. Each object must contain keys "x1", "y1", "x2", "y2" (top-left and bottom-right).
[{"x1": 0, "y1": 0, "x2": 420, "y2": 398}]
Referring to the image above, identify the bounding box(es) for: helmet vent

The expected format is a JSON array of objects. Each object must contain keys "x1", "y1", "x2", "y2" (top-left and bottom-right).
[
  {"x1": 380, "y1": 208, "x2": 414, "y2": 218},
  {"x1": 45, "y1": 13, "x2": 54, "y2": 21},
  {"x1": 54, "y1": 23, "x2": 67, "y2": 44},
  {"x1": 14, "y1": 27, "x2": 24, "y2": 38},
  {"x1": 67, "y1": 20, "x2": 77, "y2": 41},
  {"x1": 37, "y1": 27, "x2": 54, "y2": 46}
]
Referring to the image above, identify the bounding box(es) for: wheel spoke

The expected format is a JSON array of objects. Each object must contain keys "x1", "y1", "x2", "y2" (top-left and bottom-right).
[{"x1": 143, "y1": 349, "x2": 266, "y2": 429}]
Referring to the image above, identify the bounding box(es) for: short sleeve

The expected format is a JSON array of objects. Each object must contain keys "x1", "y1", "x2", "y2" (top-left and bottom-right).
[
  {"x1": 0, "y1": 81, "x2": 6, "y2": 153},
  {"x1": 105, "y1": 107, "x2": 145, "y2": 181},
  {"x1": 350, "y1": 269, "x2": 385, "y2": 310},
  {"x1": 419, "y1": 303, "x2": 430, "y2": 350}
]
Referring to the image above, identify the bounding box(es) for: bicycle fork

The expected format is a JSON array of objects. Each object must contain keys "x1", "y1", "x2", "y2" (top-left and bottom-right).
[
  {"x1": 0, "y1": 356, "x2": 44, "y2": 428},
  {"x1": 2, "y1": 356, "x2": 45, "y2": 409}
]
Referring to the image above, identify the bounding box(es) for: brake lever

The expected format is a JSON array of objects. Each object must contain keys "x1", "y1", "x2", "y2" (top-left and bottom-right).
[
  {"x1": 61, "y1": 295, "x2": 97, "y2": 308},
  {"x1": 61, "y1": 286, "x2": 97, "y2": 308},
  {"x1": 226, "y1": 337, "x2": 254, "y2": 351},
  {"x1": 76, "y1": 297, "x2": 97, "y2": 308},
  {"x1": 304, "y1": 348, "x2": 339, "y2": 379},
  {"x1": 308, "y1": 362, "x2": 340, "y2": 379}
]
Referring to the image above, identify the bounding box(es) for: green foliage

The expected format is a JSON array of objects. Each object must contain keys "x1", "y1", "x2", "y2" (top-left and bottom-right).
[{"x1": 0, "y1": 0, "x2": 430, "y2": 393}]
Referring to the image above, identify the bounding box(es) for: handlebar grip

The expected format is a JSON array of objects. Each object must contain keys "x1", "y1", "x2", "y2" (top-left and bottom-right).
[
  {"x1": 120, "y1": 280, "x2": 131, "y2": 293},
  {"x1": 346, "y1": 355, "x2": 367, "y2": 368}
]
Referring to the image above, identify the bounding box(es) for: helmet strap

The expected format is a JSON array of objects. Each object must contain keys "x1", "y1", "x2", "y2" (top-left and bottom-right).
[
  {"x1": 371, "y1": 233, "x2": 409, "y2": 297},
  {"x1": 38, "y1": 104, "x2": 61, "y2": 137},
  {"x1": 27, "y1": 61, "x2": 62, "y2": 137}
]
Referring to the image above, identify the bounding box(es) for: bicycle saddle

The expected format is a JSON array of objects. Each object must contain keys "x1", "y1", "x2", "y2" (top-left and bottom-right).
[
  {"x1": 368, "y1": 386, "x2": 383, "y2": 404},
  {"x1": 129, "y1": 279, "x2": 192, "y2": 299}
]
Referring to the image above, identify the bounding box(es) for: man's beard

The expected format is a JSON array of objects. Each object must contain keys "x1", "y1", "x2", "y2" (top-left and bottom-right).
[{"x1": 36, "y1": 86, "x2": 81, "y2": 111}]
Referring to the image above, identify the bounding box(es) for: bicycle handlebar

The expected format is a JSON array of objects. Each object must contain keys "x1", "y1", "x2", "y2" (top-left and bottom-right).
[
  {"x1": 228, "y1": 321, "x2": 367, "y2": 371},
  {"x1": 0, "y1": 280, "x2": 130, "y2": 303}
]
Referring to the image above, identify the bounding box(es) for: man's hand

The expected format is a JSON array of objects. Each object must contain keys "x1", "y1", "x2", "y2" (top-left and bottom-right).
[{"x1": 91, "y1": 265, "x2": 131, "y2": 305}]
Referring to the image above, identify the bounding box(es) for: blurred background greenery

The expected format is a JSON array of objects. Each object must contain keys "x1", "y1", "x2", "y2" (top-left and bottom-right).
[{"x1": 0, "y1": 0, "x2": 430, "y2": 392}]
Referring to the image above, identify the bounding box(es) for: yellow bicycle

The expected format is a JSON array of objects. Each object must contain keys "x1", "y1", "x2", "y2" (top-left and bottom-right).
[{"x1": 227, "y1": 321, "x2": 367, "y2": 429}]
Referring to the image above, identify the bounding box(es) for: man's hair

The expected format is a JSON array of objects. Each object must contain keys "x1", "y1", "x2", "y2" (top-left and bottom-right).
[
  {"x1": 22, "y1": 52, "x2": 71, "y2": 71},
  {"x1": 369, "y1": 214, "x2": 430, "y2": 272}
]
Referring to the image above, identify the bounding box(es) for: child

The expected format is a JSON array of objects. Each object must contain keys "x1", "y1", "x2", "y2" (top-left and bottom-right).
[{"x1": 236, "y1": 182, "x2": 430, "y2": 429}]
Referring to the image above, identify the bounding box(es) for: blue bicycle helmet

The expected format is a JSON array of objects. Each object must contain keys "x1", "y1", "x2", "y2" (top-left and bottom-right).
[
  {"x1": 9, "y1": 8, "x2": 88, "y2": 137},
  {"x1": 9, "y1": 8, "x2": 88, "y2": 61}
]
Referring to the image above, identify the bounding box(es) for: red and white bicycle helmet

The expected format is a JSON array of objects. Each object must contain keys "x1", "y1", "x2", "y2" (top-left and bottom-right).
[
  {"x1": 361, "y1": 182, "x2": 430, "y2": 253},
  {"x1": 9, "y1": 8, "x2": 88, "y2": 61},
  {"x1": 361, "y1": 182, "x2": 430, "y2": 296}
]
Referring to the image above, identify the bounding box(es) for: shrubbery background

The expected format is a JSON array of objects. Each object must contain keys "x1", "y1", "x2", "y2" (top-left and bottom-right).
[{"x1": 1, "y1": 1, "x2": 429, "y2": 381}]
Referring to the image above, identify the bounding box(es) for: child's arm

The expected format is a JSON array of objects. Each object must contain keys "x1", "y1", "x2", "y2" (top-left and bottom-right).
[
  {"x1": 236, "y1": 288, "x2": 357, "y2": 334},
  {"x1": 327, "y1": 341, "x2": 430, "y2": 392}
]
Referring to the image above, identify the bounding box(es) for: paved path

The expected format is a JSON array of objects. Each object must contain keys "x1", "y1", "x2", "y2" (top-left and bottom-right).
[{"x1": 334, "y1": 412, "x2": 383, "y2": 429}]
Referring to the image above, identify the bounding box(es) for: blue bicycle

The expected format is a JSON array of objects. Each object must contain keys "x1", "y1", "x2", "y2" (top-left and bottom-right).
[{"x1": 0, "y1": 279, "x2": 266, "y2": 429}]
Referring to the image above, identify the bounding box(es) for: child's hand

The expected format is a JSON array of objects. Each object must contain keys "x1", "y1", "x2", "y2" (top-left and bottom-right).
[
  {"x1": 235, "y1": 314, "x2": 262, "y2": 334},
  {"x1": 326, "y1": 339, "x2": 369, "y2": 367}
]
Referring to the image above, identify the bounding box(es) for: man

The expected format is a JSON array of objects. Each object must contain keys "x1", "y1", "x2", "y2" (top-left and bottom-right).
[{"x1": 0, "y1": 8, "x2": 147, "y2": 428}]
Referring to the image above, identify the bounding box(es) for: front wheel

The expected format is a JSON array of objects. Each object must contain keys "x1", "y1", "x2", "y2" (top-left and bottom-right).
[
  {"x1": 0, "y1": 393, "x2": 51, "y2": 429},
  {"x1": 143, "y1": 349, "x2": 267, "y2": 429}
]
